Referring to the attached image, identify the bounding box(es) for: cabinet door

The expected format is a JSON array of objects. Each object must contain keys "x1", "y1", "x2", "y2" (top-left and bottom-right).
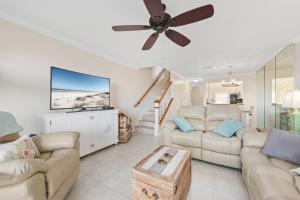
[
  {"x1": 72, "y1": 115, "x2": 92, "y2": 157},
  {"x1": 91, "y1": 112, "x2": 118, "y2": 151},
  {"x1": 46, "y1": 116, "x2": 71, "y2": 133}
]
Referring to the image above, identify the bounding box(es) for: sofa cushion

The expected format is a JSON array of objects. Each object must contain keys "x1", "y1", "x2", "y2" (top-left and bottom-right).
[
  {"x1": 236, "y1": 127, "x2": 258, "y2": 140},
  {"x1": 170, "y1": 130, "x2": 202, "y2": 148},
  {"x1": 213, "y1": 118, "x2": 244, "y2": 138},
  {"x1": 187, "y1": 119, "x2": 205, "y2": 131},
  {"x1": 202, "y1": 132, "x2": 241, "y2": 155},
  {"x1": 202, "y1": 149, "x2": 241, "y2": 169},
  {"x1": 243, "y1": 132, "x2": 268, "y2": 148},
  {"x1": 45, "y1": 149, "x2": 79, "y2": 199},
  {"x1": 178, "y1": 106, "x2": 205, "y2": 120},
  {"x1": 173, "y1": 117, "x2": 193, "y2": 132},
  {"x1": 0, "y1": 159, "x2": 47, "y2": 187},
  {"x1": 38, "y1": 153, "x2": 52, "y2": 161},
  {"x1": 262, "y1": 128, "x2": 300, "y2": 165},
  {"x1": 249, "y1": 165, "x2": 300, "y2": 200},
  {"x1": 206, "y1": 121, "x2": 221, "y2": 131},
  {"x1": 269, "y1": 158, "x2": 298, "y2": 172},
  {"x1": 206, "y1": 105, "x2": 241, "y2": 121}
]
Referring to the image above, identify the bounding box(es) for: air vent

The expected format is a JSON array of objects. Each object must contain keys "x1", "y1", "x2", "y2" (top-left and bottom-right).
[{"x1": 203, "y1": 66, "x2": 213, "y2": 69}]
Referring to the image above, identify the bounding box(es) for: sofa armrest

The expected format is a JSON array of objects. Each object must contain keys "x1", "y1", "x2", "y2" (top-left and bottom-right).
[
  {"x1": 236, "y1": 127, "x2": 258, "y2": 140},
  {"x1": 243, "y1": 131, "x2": 268, "y2": 149},
  {"x1": 33, "y1": 132, "x2": 80, "y2": 153},
  {"x1": 0, "y1": 159, "x2": 47, "y2": 187},
  {"x1": 160, "y1": 120, "x2": 177, "y2": 146}
]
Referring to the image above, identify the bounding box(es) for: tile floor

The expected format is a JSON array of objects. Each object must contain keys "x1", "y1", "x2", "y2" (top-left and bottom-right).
[{"x1": 66, "y1": 133, "x2": 249, "y2": 200}]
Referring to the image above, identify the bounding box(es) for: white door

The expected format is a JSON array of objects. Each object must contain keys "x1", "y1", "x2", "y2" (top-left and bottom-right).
[
  {"x1": 72, "y1": 115, "x2": 92, "y2": 157},
  {"x1": 92, "y1": 112, "x2": 118, "y2": 151},
  {"x1": 46, "y1": 116, "x2": 71, "y2": 133}
]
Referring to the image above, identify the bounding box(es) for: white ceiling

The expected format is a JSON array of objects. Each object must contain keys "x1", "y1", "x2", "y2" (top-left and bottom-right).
[{"x1": 1, "y1": 0, "x2": 300, "y2": 79}]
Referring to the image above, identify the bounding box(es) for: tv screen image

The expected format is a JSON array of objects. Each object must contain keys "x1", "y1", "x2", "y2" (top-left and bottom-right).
[{"x1": 50, "y1": 67, "x2": 110, "y2": 110}]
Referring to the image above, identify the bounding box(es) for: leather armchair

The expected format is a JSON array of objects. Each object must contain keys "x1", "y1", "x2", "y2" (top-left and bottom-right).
[{"x1": 0, "y1": 132, "x2": 80, "y2": 200}]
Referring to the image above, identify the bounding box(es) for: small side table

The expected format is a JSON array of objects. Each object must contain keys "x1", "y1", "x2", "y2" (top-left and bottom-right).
[{"x1": 118, "y1": 112, "x2": 132, "y2": 143}]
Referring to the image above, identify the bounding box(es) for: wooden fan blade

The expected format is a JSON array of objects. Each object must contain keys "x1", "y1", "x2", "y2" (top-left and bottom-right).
[
  {"x1": 142, "y1": 33, "x2": 159, "y2": 50},
  {"x1": 143, "y1": 0, "x2": 164, "y2": 22},
  {"x1": 112, "y1": 25, "x2": 151, "y2": 31},
  {"x1": 171, "y1": 4, "x2": 214, "y2": 27},
  {"x1": 165, "y1": 29, "x2": 191, "y2": 47}
]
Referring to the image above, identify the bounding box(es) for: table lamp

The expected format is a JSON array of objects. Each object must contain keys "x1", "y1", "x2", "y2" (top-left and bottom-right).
[{"x1": 283, "y1": 90, "x2": 300, "y2": 132}]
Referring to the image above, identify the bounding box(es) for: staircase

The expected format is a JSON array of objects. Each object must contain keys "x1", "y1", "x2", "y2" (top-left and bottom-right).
[
  {"x1": 135, "y1": 108, "x2": 155, "y2": 134},
  {"x1": 134, "y1": 68, "x2": 174, "y2": 135}
]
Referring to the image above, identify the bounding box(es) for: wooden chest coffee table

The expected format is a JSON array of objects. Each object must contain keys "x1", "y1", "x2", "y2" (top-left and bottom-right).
[{"x1": 131, "y1": 145, "x2": 191, "y2": 200}]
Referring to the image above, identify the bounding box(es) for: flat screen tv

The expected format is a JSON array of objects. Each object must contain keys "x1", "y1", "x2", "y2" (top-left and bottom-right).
[{"x1": 50, "y1": 67, "x2": 110, "y2": 110}]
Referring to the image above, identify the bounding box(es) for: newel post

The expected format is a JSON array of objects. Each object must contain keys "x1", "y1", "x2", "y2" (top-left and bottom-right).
[{"x1": 154, "y1": 100, "x2": 160, "y2": 137}]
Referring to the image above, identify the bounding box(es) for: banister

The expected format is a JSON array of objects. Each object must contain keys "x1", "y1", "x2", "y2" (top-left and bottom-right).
[
  {"x1": 157, "y1": 81, "x2": 173, "y2": 103},
  {"x1": 159, "y1": 98, "x2": 174, "y2": 125},
  {"x1": 134, "y1": 68, "x2": 167, "y2": 107}
]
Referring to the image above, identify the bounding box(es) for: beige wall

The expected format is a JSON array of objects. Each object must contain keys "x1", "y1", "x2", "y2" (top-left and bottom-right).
[
  {"x1": 295, "y1": 42, "x2": 300, "y2": 89},
  {"x1": 191, "y1": 86, "x2": 203, "y2": 106},
  {"x1": 191, "y1": 73, "x2": 257, "y2": 127},
  {"x1": 0, "y1": 19, "x2": 155, "y2": 134}
]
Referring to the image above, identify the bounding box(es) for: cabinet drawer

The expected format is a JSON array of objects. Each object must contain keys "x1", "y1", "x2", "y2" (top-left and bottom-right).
[{"x1": 132, "y1": 179, "x2": 172, "y2": 200}]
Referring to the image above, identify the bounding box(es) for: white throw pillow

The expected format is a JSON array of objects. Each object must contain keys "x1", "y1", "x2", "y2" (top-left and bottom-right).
[
  {"x1": 290, "y1": 167, "x2": 300, "y2": 176},
  {"x1": 0, "y1": 135, "x2": 40, "y2": 161}
]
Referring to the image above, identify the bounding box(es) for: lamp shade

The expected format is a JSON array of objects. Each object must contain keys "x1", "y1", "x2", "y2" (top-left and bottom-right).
[
  {"x1": 0, "y1": 111, "x2": 23, "y2": 136},
  {"x1": 283, "y1": 90, "x2": 300, "y2": 108}
]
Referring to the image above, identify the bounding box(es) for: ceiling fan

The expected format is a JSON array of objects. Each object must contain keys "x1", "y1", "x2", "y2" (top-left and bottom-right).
[{"x1": 112, "y1": 0, "x2": 214, "y2": 50}]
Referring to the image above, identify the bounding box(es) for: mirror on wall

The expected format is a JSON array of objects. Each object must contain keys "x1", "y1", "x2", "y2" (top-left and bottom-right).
[
  {"x1": 256, "y1": 44, "x2": 295, "y2": 130},
  {"x1": 275, "y1": 45, "x2": 294, "y2": 130},
  {"x1": 264, "y1": 58, "x2": 276, "y2": 129},
  {"x1": 256, "y1": 67, "x2": 265, "y2": 128}
]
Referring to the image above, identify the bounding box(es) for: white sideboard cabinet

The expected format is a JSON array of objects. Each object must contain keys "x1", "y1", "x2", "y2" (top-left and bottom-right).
[{"x1": 41, "y1": 110, "x2": 119, "y2": 157}]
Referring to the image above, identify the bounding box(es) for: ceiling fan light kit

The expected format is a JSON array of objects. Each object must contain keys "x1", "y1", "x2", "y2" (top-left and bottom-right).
[{"x1": 112, "y1": 0, "x2": 214, "y2": 50}]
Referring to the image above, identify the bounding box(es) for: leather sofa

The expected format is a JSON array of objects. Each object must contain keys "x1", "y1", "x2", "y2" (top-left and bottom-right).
[
  {"x1": 241, "y1": 131, "x2": 300, "y2": 200},
  {"x1": 161, "y1": 105, "x2": 255, "y2": 169},
  {"x1": 0, "y1": 132, "x2": 80, "y2": 200}
]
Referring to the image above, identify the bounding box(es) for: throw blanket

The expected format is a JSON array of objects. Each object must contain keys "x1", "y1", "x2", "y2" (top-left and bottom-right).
[{"x1": 0, "y1": 111, "x2": 23, "y2": 136}]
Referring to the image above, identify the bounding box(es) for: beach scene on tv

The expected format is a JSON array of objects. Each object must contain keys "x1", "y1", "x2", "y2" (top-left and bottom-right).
[{"x1": 51, "y1": 67, "x2": 110, "y2": 109}]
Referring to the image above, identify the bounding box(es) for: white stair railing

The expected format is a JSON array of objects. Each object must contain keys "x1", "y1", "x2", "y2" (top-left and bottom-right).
[{"x1": 154, "y1": 79, "x2": 174, "y2": 136}]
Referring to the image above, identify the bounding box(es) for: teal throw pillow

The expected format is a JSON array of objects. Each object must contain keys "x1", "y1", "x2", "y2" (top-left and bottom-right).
[
  {"x1": 213, "y1": 118, "x2": 244, "y2": 138},
  {"x1": 173, "y1": 117, "x2": 193, "y2": 132}
]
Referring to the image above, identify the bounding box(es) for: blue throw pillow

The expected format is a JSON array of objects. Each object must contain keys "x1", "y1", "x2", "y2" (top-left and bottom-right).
[
  {"x1": 173, "y1": 117, "x2": 193, "y2": 132},
  {"x1": 213, "y1": 118, "x2": 244, "y2": 138}
]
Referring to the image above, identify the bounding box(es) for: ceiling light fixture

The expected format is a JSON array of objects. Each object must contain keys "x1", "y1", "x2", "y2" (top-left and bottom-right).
[{"x1": 221, "y1": 66, "x2": 242, "y2": 87}]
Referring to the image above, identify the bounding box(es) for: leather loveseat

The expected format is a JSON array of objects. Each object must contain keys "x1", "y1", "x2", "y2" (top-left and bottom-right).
[
  {"x1": 161, "y1": 105, "x2": 254, "y2": 169},
  {"x1": 0, "y1": 132, "x2": 80, "y2": 200},
  {"x1": 241, "y1": 131, "x2": 300, "y2": 200}
]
